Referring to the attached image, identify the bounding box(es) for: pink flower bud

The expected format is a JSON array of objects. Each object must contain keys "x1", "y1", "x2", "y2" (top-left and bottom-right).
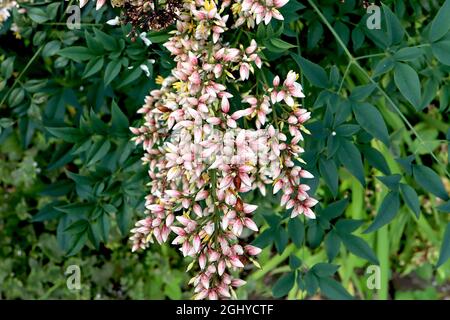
[
  {"x1": 243, "y1": 203, "x2": 258, "y2": 214},
  {"x1": 231, "y1": 279, "x2": 246, "y2": 287},
  {"x1": 221, "y1": 96, "x2": 230, "y2": 113},
  {"x1": 243, "y1": 217, "x2": 258, "y2": 231},
  {"x1": 245, "y1": 245, "x2": 262, "y2": 255},
  {"x1": 199, "y1": 254, "x2": 207, "y2": 270},
  {"x1": 229, "y1": 256, "x2": 244, "y2": 268}
]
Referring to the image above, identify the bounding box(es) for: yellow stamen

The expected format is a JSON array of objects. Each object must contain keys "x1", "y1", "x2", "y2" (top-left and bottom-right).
[{"x1": 155, "y1": 75, "x2": 165, "y2": 85}]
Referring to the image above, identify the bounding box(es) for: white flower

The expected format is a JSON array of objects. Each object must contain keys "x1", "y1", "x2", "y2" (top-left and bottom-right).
[
  {"x1": 106, "y1": 16, "x2": 120, "y2": 26},
  {"x1": 140, "y1": 64, "x2": 151, "y2": 77},
  {"x1": 139, "y1": 32, "x2": 152, "y2": 47}
]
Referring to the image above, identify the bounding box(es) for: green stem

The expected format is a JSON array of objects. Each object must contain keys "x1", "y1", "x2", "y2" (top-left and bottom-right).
[
  {"x1": 355, "y1": 53, "x2": 387, "y2": 61},
  {"x1": 338, "y1": 61, "x2": 353, "y2": 94}
]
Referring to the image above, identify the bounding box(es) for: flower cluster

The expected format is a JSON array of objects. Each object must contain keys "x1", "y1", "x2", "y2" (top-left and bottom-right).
[
  {"x1": 129, "y1": 0, "x2": 317, "y2": 299},
  {"x1": 232, "y1": 0, "x2": 288, "y2": 28},
  {"x1": 80, "y1": 0, "x2": 111, "y2": 10},
  {"x1": 0, "y1": 0, "x2": 16, "y2": 25}
]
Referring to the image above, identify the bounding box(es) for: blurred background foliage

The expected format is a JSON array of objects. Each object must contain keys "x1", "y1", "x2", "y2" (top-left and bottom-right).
[{"x1": 0, "y1": 0, "x2": 449, "y2": 299}]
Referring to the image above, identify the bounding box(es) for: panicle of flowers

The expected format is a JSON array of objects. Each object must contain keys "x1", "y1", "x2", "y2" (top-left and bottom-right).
[{"x1": 129, "y1": 0, "x2": 318, "y2": 299}]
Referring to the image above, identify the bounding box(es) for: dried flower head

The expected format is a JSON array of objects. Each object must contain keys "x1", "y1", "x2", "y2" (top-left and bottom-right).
[{"x1": 122, "y1": 0, "x2": 183, "y2": 36}]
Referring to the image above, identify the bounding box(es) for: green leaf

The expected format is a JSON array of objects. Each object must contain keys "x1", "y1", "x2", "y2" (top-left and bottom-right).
[
  {"x1": 55, "y1": 202, "x2": 94, "y2": 217},
  {"x1": 93, "y1": 28, "x2": 118, "y2": 51},
  {"x1": 58, "y1": 46, "x2": 94, "y2": 62},
  {"x1": 304, "y1": 270, "x2": 319, "y2": 296},
  {"x1": 288, "y1": 217, "x2": 304, "y2": 248},
  {"x1": 352, "y1": 102, "x2": 390, "y2": 146},
  {"x1": 412, "y1": 165, "x2": 449, "y2": 200},
  {"x1": 46, "y1": 127, "x2": 86, "y2": 143},
  {"x1": 289, "y1": 255, "x2": 302, "y2": 270},
  {"x1": 64, "y1": 219, "x2": 89, "y2": 234},
  {"x1": 360, "y1": 146, "x2": 390, "y2": 175},
  {"x1": 117, "y1": 67, "x2": 143, "y2": 88},
  {"x1": 340, "y1": 233, "x2": 379, "y2": 264},
  {"x1": 99, "y1": 212, "x2": 111, "y2": 242},
  {"x1": 335, "y1": 219, "x2": 364, "y2": 234},
  {"x1": 364, "y1": 191, "x2": 400, "y2": 233},
  {"x1": 23, "y1": 79, "x2": 47, "y2": 93},
  {"x1": 373, "y1": 57, "x2": 395, "y2": 77},
  {"x1": 306, "y1": 220, "x2": 324, "y2": 249},
  {"x1": 396, "y1": 155, "x2": 415, "y2": 175},
  {"x1": 104, "y1": 60, "x2": 122, "y2": 86},
  {"x1": 312, "y1": 263, "x2": 339, "y2": 277},
  {"x1": 376, "y1": 174, "x2": 401, "y2": 190},
  {"x1": 33, "y1": 202, "x2": 65, "y2": 222},
  {"x1": 88, "y1": 220, "x2": 101, "y2": 250},
  {"x1": 382, "y1": 4, "x2": 405, "y2": 45},
  {"x1": 274, "y1": 227, "x2": 288, "y2": 253},
  {"x1": 87, "y1": 139, "x2": 111, "y2": 166},
  {"x1": 394, "y1": 63, "x2": 422, "y2": 109},
  {"x1": 1, "y1": 56, "x2": 15, "y2": 79},
  {"x1": 325, "y1": 230, "x2": 341, "y2": 261},
  {"x1": 28, "y1": 7, "x2": 49, "y2": 23},
  {"x1": 269, "y1": 38, "x2": 297, "y2": 50},
  {"x1": 321, "y1": 199, "x2": 348, "y2": 220},
  {"x1": 66, "y1": 231, "x2": 88, "y2": 256},
  {"x1": 429, "y1": 0, "x2": 450, "y2": 42},
  {"x1": 431, "y1": 40, "x2": 450, "y2": 65},
  {"x1": 272, "y1": 271, "x2": 295, "y2": 298},
  {"x1": 102, "y1": 203, "x2": 117, "y2": 215},
  {"x1": 307, "y1": 20, "x2": 324, "y2": 49},
  {"x1": 111, "y1": 101, "x2": 130, "y2": 133},
  {"x1": 39, "y1": 180, "x2": 73, "y2": 197},
  {"x1": 419, "y1": 78, "x2": 440, "y2": 111},
  {"x1": 350, "y1": 84, "x2": 376, "y2": 101},
  {"x1": 0, "y1": 118, "x2": 14, "y2": 129},
  {"x1": 252, "y1": 229, "x2": 274, "y2": 248},
  {"x1": 437, "y1": 222, "x2": 450, "y2": 268},
  {"x1": 400, "y1": 184, "x2": 421, "y2": 218},
  {"x1": 66, "y1": 171, "x2": 95, "y2": 187},
  {"x1": 42, "y1": 40, "x2": 61, "y2": 58},
  {"x1": 352, "y1": 27, "x2": 365, "y2": 50},
  {"x1": 82, "y1": 57, "x2": 104, "y2": 79},
  {"x1": 46, "y1": 3, "x2": 60, "y2": 20},
  {"x1": 85, "y1": 30, "x2": 103, "y2": 55},
  {"x1": 290, "y1": 53, "x2": 329, "y2": 88},
  {"x1": 8, "y1": 88, "x2": 25, "y2": 107},
  {"x1": 117, "y1": 201, "x2": 133, "y2": 236},
  {"x1": 318, "y1": 277, "x2": 353, "y2": 300},
  {"x1": 147, "y1": 32, "x2": 171, "y2": 43},
  {"x1": 337, "y1": 139, "x2": 365, "y2": 186},
  {"x1": 394, "y1": 47, "x2": 423, "y2": 61},
  {"x1": 319, "y1": 158, "x2": 339, "y2": 197},
  {"x1": 335, "y1": 124, "x2": 360, "y2": 137}
]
